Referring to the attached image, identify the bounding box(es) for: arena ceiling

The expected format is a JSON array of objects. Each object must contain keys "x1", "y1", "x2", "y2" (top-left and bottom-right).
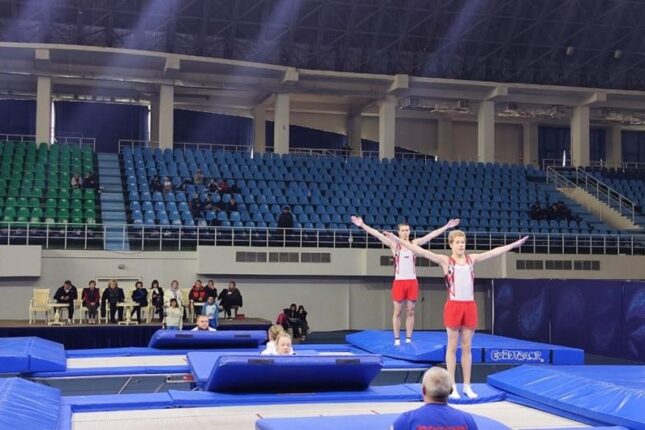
[{"x1": 0, "y1": 0, "x2": 644, "y2": 91}]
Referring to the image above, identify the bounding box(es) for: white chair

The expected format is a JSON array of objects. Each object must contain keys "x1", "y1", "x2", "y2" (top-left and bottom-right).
[{"x1": 29, "y1": 289, "x2": 51, "y2": 324}]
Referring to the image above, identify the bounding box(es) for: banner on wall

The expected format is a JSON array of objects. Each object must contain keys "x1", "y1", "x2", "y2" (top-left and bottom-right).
[
  {"x1": 622, "y1": 282, "x2": 645, "y2": 361},
  {"x1": 493, "y1": 279, "x2": 549, "y2": 343}
]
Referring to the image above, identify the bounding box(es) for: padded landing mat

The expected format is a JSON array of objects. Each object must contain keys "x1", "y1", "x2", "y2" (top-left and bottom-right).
[
  {"x1": 255, "y1": 412, "x2": 510, "y2": 430},
  {"x1": 0, "y1": 378, "x2": 61, "y2": 430},
  {"x1": 148, "y1": 329, "x2": 266, "y2": 348},
  {"x1": 404, "y1": 383, "x2": 506, "y2": 405},
  {"x1": 346, "y1": 330, "x2": 583, "y2": 364},
  {"x1": 488, "y1": 365, "x2": 645, "y2": 430},
  {"x1": 0, "y1": 337, "x2": 67, "y2": 373}
]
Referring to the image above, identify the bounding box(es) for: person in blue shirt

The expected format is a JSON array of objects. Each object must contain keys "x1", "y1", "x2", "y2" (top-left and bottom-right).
[
  {"x1": 392, "y1": 367, "x2": 478, "y2": 430},
  {"x1": 201, "y1": 296, "x2": 221, "y2": 329}
]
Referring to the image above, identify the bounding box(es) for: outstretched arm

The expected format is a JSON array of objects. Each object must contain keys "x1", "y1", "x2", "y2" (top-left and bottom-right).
[
  {"x1": 385, "y1": 231, "x2": 450, "y2": 267},
  {"x1": 351, "y1": 215, "x2": 394, "y2": 248},
  {"x1": 470, "y1": 236, "x2": 529, "y2": 264},
  {"x1": 412, "y1": 218, "x2": 460, "y2": 246}
]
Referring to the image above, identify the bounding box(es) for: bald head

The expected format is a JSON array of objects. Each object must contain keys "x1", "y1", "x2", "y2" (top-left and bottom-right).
[{"x1": 421, "y1": 367, "x2": 454, "y2": 403}]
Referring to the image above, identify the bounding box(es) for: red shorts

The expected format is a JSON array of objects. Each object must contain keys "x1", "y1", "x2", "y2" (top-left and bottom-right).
[
  {"x1": 444, "y1": 300, "x2": 478, "y2": 329},
  {"x1": 392, "y1": 279, "x2": 419, "y2": 302}
]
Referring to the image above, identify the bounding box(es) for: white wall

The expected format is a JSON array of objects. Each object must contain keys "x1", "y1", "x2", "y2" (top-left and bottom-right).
[{"x1": 495, "y1": 123, "x2": 523, "y2": 164}]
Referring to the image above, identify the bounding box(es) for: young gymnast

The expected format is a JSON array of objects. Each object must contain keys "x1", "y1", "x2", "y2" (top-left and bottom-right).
[
  {"x1": 386, "y1": 229, "x2": 528, "y2": 399},
  {"x1": 352, "y1": 216, "x2": 460, "y2": 345},
  {"x1": 261, "y1": 324, "x2": 295, "y2": 355}
]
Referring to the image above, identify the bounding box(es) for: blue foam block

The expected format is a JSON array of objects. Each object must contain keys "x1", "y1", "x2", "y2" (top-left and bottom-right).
[
  {"x1": 148, "y1": 329, "x2": 267, "y2": 348},
  {"x1": 62, "y1": 393, "x2": 174, "y2": 412},
  {"x1": 0, "y1": 378, "x2": 61, "y2": 430},
  {"x1": 404, "y1": 383, "x2": 505, "y2": 404},
  {"x1": 0, "y1": 337, "x2": 66, "y2": 373},
  {"x1": 255, "y1": 412, "x2": 510, "y2": 430},
  {"x1": 168, "y1": 384, "x2": 421, "y2": 406},
  {"x1": 488, "y1": 365, "x2": 645, "y2": 430},
  {"x1": 199, "y1": 353, "x2": 383, "y2": 393},
  {"x1": 346, "y1": 330, "x2": 455, "y2": 362}
]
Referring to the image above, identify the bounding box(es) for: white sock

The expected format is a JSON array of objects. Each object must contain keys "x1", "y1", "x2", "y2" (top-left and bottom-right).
[
  {"x1": 463, "y1": 384, "x2": 478, "y2": 399},
  {"x1": 394, "y1": 338, "x2": 401, "y2": 346},
  {"x1": 449, "y1": 385, "x2": 461, "y2": 399},
  {"x1": 405, "y1": 337, "x2": 412, "y2": 344}
]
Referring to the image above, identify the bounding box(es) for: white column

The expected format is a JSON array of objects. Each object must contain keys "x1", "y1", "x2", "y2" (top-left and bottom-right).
[
  {"x1": 273, "y1": 94, "x2": 290, "y2": 155},
  {"x1": 477, "y1": 100, "x2": 495, "y2": 163},
  {"x1": 522, "y1": 122, "x2": 539, "y2": 167},
  {"x1": 36, "y1": 76, "x2": 52, "y2": 144},
  {"x1": 437, "y1": 118, "x2": 453, "y2": 161},
  {"x1": 378, "y1": 95, "x2": 396, "y2": 160},
  {"x1": 606, "y1": 126, "x2": 622, "y2": 166},
  {"x1": 570, "y1": 105, "x2": 590, "y2": 167},
  {"x1": 347, "y1": 114, "x2": 362, "y2": 157},
  {"x1": 252, "y1": 105, "x2": 267, "y2": 154},
  {"x1": 158, "y1": 85, "x2": 174, "y2": 150}
]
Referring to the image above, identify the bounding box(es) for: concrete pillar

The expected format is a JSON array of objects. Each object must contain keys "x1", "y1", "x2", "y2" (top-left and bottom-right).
[
  {"x1": 252, "y1": 105, "x2": 267, "y2": 154},
  {"x1": 347, "y1": 114, "x2": 362, "y2": 157},
  {"x1": 477, "y1": 100, "x2": 495, "y2": 163},
  {"x1": 150, "y1": 85, "x2": 174, "y2": 149},
  {"x1": 273, "y1": 94, "x2": 290, "y2": 155},
  {"x1": 378, "y1": 95, "x2": 396, "y2": 160},
  {"x1": 522, "y1": 122, "x2": 539, "y2": 167},
  {"x1": 606, "y1": 126, "x2": 622, "y2": 166},
  {"x1": 437, "y1": 118, "x2": 453, "y2": 161},
  {"x1": 570, "y1": 105, "x2": 590, "y2": 167},
  {"x1": 36, "y1": 76, "x2": 52, "y2": 144}
]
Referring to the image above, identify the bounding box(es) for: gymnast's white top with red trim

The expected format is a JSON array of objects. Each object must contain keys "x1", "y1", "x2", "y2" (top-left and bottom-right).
[
  {"x1": 444, "y1": 255, "x2": 475, "y2": 301},
  {"x1": 394, "y1": 245, "x2": 417, "y2": 280}
]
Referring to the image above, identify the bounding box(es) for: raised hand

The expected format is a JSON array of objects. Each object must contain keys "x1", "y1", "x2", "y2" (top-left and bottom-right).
[
  {"x1": 350, "y1": 215, "x2": 363, "y2": 227},
  {"x1": 516, "y1": 236, "x2": 530, "y2": 247},
  {"x1": 446, "y1": 219, "x2": 460, "y2": 228}
]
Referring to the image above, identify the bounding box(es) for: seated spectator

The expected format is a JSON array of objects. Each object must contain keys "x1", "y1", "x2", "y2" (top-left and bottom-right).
[
  {"x1": 261, "y1": 324, "x2": 293, "y2": 355},
  {"x1": 218, "y1": 280, "x2": 242, "y2": 319},
  {"x1": 296, "y1": 305, "x2": 311, "y2": 338},
  {"x1": 194, "y1": 169, "x2": 204, "y2": 186},
  {"x1": 191, "y1": 314, "x2": 216, "y2": 331},
  {"x1": 70, "y1": 174, "x2": 81, "y2": 190},
  {"x1": 208, "y1": 178, "x2": 220, "y2": 193},
  {"x1": 164, "y1": 298, "x2": 182, "y2": 330},
  {"x1": 150, "y1": 175, "x2": 163, "y2": 193},
  {"x1": 276, "y1": 308, "x2": 290, "y2": 332},
  {"x1": 131, "y1": 280, "x2": 148, "y2": 324},
  {"x1": 277, "y1": 206, "x2": 294, "y2": 229},
  {"x1": 226, "y1": 197, "x2": 238, "y2": 214},
  {"x1": 218, "y1": 180, "x2": 229, "y2": 194},
  {"x1": 82, "y1": 171, "x2": 97, "y2": 189},
  {"x1": 228, "y1": 181, "x2": 240, "y2": 194},
  {"x1": 529, "y1": 201, "x2": 543, "y2": 220},
  {"x1": 201, "y1": 296, "x2": 221, "y2": 329},
  {"x1": 81, "y1": 280, "x2": 100, "y2": 324},
  {"x1": 54, "y1": 280, "x2": 78, "y2": 323},
  {"x1": 203, "y1": 195, "x2": 214, "y2": 212},
  {"x1": 182, "y1": 176, "x2": 194, "y2": 190},
  {"x1": 189, "y1": 279, "x2": 208, "y2": 316},
  {"x1": 150, "y1": 279, "x2": 164, "y2": 322},
  {"x1": 391, "y1": 367, "x2": 478, "y2": 430},
  {"x1": 205, "y1": 280, "x2": 218, "y2": 299},
  {"x1": 164, "y1": 279, "x2": 183, "y2": 307},
  {"x1": 162, "y1": 176, "x2": 173, "y2": 193},
  {"x1": 101, "y1": 279, "x2": 125, "y2": 323},
  {"x1": 190, "y1": 193, "x2": 203, "y2": 219}
]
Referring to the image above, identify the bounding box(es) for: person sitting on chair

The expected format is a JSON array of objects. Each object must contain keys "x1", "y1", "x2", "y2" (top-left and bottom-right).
[
  {"x1": 191, "y1": 314, "x2": 217, "y2": 331},
  {"x1": 54, "y1": 280, "x2": 78, "y2": 323},
  {"x1": 391, "y1": 367, "x2": 478, "y2": 430},
  {"x1": 81, "y1": 280, "x2": 100, "y2": 324},
  {"x1": 101, "y1": 279, "x2": 125, "y2": 323},
  {"x1": 131, "y1": 281, "x2": 148, "y2": 324}
]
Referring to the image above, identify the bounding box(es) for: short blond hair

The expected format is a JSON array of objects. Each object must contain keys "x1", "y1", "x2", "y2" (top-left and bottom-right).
[
  {"x1": 422, "y1": 367, "x2": 453, "y2": 401},
  {"x1": 275, "y1": 331, "x2": 292, "y2": 344},
  {"x1": 448, "y1": 230, "x2": 466, "y2": 244},
  {"x1": 268, "y1": 324, "x2": 285, "y2": 341}
]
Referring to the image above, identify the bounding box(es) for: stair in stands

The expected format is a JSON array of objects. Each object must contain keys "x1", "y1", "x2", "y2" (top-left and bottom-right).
[{"x1": 97, "y1": 152, "x2": 129, "y2": 251}]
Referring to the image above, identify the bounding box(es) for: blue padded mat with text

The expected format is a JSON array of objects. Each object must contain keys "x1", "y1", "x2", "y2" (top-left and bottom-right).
[{"x1": 488, "y1": 365, "x2": 645, "y2": 430}]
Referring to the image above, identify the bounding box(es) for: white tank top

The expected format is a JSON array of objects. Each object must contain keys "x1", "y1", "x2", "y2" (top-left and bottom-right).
[
  {"x1": 394, "y1": 246, "x2": 417, "y2": 280},
  {"x1": 445, "y1": 255, "x2": 474, "y2": 301}
]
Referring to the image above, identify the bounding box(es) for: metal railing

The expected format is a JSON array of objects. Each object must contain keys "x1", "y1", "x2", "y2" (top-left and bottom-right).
[
  {"x1": 541, "y1": 158, "x2": 571, "y2": 170},
  {"x1": 0, "y1": 134, "x2": 95, "y2": 150},
  {"x1": 361, "y1": 150, "x2": 436, "y2": 162},
  {"x1": 546, "y1": 166, "x2": 637, "y2": 223},
  {"x1": 118, "y1": 140, "x2": 250, "y2": 154},
  {"x1": 1, "y1": 221, "x2": 643, "y2": 255},
  {"x1": 589, "y1": 160, "x2": 645, "y2": 170}
]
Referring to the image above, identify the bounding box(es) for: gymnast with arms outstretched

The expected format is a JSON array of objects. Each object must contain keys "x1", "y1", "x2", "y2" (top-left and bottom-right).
[
  {"x1": 352, "y1": 216, "x2": 460, "y2": 346},
  {"x1": 385, "y1": 229, "x2": 528, "y2": 399}
]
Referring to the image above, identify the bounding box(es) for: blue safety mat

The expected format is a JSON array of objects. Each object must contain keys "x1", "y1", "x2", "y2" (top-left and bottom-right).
[
  {"x1": 168, "y1": 384, "x2": 422, "y2": 406},
  {"x1": 0, "y1": 378, "x2": 61, "y2": 430},
  {"x1": 148, "y1": 329, "x2": 267, "y2": 348},
  {"x1": 0, "y1": 337, "x2": 67, "y2": 373},
  {"x1": 62, "y1": 393, "x2": 174, "y2": 412},
  {"x1": 404, "y1": 383, "x2": 506, "y2": 404},
  {"x1": 32, "y1": 364, "x2": 191, "y2": 378},
  {"x1": 255, "y1": 412, "x2": 510, "y2": 430},
  {"x1": 189, "y1": 352, "x2": 383, "y2": 393},
  {"x1": 488, "y1": 365, "x2": 645, "y2": 430},
  {"x1": 346, "y1": 330, "x2": 583, "y2": 364}
]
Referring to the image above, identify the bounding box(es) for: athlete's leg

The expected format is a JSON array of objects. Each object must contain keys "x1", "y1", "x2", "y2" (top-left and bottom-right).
[
  {"x1": 460, "y1": 327, "x2": 478, "y2": 398},
  {"x1": 392, "y1": 300, "x2": 403, "y2": 344},
  {"x1": 445, "y1": 327, "x2": 460, "y2": 399},
  {"x1": 405, "y1": 300, "x2": 416, "y2": 342}
]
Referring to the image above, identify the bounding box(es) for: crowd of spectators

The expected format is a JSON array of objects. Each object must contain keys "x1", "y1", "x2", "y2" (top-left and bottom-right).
[
  {"x1": 70, "y1": 171, "x2": 98, "y2": 190},
  {"x1": 276, "y1": 303, "x2": 310, "y2": 340},
  {"x1": 529, "y1": 200, "x2": 581, "y2": 222}
]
